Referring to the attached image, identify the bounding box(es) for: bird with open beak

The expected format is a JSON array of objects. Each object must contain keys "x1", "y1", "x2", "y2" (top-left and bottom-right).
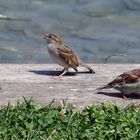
[{"x1": 42, "y1": 33, "x2": 95, "y2": 78}]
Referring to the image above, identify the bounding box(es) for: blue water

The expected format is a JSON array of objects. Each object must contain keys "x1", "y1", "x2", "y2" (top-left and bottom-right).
[{"x1": 0, "y1": 0, "x2": 140, "y2": 63}]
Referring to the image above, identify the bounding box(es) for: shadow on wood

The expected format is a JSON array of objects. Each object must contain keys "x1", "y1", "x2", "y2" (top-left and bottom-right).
[
  {"x1": 97, "y1": 91, "x2": 140, "y2": 99},
  {"x1": 1, "y1": 64, "x2": 140, "y2": 107},
  {"x1": 29, "y1": 70, "x2": 93, "y2": 76},
  {"x1": 29, "y1": 70, "x2": 76, "y2": 76}
]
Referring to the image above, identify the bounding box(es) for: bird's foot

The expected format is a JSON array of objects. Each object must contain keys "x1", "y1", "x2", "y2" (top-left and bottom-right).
[
  {"x1": 56, "y1": 67, "x2": 63, "y2": 71},
  {"x1": 122, "y1": 95, "x2": 131, "y2": 100},
  {"x1": 49, "y1": 68, "x2": 68, "y2": 80}
]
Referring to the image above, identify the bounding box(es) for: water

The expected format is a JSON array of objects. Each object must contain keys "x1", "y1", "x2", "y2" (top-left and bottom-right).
[{"x1": 0, "y1": 0, "x2": 140, "y2": 63}]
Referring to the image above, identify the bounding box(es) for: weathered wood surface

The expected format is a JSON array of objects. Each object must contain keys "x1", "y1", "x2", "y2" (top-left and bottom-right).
[{"x1": 0, "y1": 64, "x2": 140, "y2": 109}]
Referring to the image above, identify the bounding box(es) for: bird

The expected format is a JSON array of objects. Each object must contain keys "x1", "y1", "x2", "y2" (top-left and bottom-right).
[
  {"x1": 41, "y1": 33, "x2": 95, "y2": 77},
  {"x1": 96, "y1": 68, "x2": 140, "y2": 99}
]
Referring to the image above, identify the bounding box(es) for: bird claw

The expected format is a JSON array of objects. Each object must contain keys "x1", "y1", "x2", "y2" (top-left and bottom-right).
[
  {"x1": 122, "y1": 95, "x2": 131, "y2": 100},
  {"x1": 56, "y1": 68, "x2": 62, "y2": 71}
]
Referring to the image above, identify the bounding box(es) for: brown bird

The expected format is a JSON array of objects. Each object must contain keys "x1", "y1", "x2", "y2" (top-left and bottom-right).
[
  {"x1": 97, "y1": 69, "x2": 140, "y2": 99},
  {"x1": 42, "y1": 33, "x2": 95, "y2": 77}
]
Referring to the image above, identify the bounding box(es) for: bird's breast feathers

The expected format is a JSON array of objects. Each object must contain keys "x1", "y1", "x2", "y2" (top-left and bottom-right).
[
  {"x1": 47, "y1": 44, "x2": 69, "y2": 68},
  {"x1": 113, "y1": 80, "x2": 140, "y2": 95}
]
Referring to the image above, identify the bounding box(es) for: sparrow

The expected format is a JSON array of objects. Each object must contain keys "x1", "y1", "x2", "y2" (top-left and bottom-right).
[
  {"x1": 42, "y1": 33, "x2": 95, "y2": 77},
  {"x1": 97, "y1": 69, "x2": 140, "y2": 99}
]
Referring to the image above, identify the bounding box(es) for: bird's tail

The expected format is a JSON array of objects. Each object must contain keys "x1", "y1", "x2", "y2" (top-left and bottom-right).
[
  {"x1": 79, "y1": 62, "x2": 95, "y2": 73},
  {"x1": 94, "y1": 84, "x2": 112, "y2": 92}
]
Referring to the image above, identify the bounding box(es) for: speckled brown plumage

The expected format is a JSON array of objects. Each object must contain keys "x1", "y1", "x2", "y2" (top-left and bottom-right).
[{"x1": 42, "y1": 33, "x2": 95, "y2": 77}]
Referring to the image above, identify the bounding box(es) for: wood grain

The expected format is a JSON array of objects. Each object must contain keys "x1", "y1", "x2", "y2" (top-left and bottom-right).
[{"x1": 0, "y1": 64, "x2": 140, "y2": 109}]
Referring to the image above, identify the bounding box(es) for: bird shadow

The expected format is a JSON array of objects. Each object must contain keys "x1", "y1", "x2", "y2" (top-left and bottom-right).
[
  {"x1": 96, "y1": 91, "x2": 140, "y2": 99},
  {"x1": 29, "y1": 70, "x2": 92, "y2": 76}
]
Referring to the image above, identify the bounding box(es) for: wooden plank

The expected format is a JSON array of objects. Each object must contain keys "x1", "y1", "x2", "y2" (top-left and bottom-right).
[{"x1": 0, "y1": 64, "x2": 140, "y2": 109}]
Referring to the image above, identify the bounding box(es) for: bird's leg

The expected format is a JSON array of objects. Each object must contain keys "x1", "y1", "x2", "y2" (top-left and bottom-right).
[
  {"x1": 122, "y1": 93, "x2": 131, "y2": 100},
  {"x1": 123, "y1": 95, "x2": 128, "y2": 100},
  {"x1": 60, "y1": 68, "x2": 65, "y2": 73},
  {"x1": 53, "y1": 68, "x2": 68, "y2": 80},
  {"x1": 58, "y1": 68, "x2": 68, "y2": 77},
  {"x1": 50, "y1": 68, "x2": 68, "y2": 80}
]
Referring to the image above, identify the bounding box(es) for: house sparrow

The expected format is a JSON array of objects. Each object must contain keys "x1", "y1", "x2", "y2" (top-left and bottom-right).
[
  {"x1": 97, "y1": 69, "x2": 140, "y2": 99},
  {"x1": 42, "y1": 33, "x2": 95, "y2": 77}
]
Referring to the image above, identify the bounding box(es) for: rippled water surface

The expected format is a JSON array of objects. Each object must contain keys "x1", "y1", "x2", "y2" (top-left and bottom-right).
[{"x1": 0, "y1": 0, "x2": 140, "y2": 63}]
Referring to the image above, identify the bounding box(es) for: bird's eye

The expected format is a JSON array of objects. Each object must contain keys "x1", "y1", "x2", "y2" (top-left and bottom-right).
[{"x1": 49, "y1": 35, "x2": 52, "y2": 38}]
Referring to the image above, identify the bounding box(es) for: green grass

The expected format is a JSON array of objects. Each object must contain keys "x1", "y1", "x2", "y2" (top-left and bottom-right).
[
  {"x1": 0, "y1": 99, "x2": 140, "y2": 140},
  {"x1": 103, "y1": 54, "x2": 127, "y2": 63}
]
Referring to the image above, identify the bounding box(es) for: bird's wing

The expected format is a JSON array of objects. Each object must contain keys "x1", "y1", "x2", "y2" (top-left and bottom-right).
[
  {"x1": 57, "y1": 45, "x2": 79, "y2": 71},
  {"x1": 128, "y1": 69, "x2": 140, "y2": 77},
  {"x1": 97, "y1": 69, "x2": 140, "y2": 90},
  {"x1": 109, "y1": 73, "x2": 139, "y2": 85}
]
